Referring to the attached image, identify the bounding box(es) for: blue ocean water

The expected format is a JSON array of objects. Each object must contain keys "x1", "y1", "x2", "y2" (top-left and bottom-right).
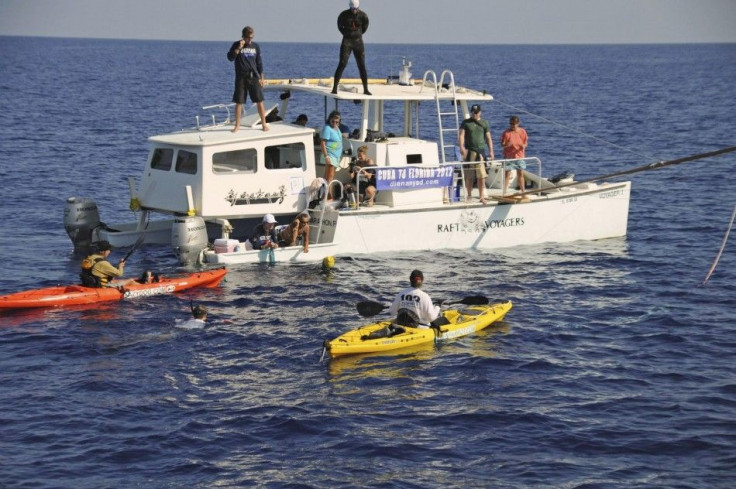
[{"x1": 1, "y1": 37, "x2": 735, "y2": 488}]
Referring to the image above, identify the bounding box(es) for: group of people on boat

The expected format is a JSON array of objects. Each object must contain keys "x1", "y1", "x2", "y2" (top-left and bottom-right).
[{"x1": 248, "y1": 212, "x2": 311, "y2": 253}]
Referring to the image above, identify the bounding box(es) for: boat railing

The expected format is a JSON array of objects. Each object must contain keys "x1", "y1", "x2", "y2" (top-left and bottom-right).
[
  {"x1": 440, "y1": 157, "x2": 543, "y2": 199},
  {"x1": 195, "y1": 103, "x2": 235, "y2": 130},
  {"x1": 494, "y1": 157, "x2": 542, "y2": 196}
]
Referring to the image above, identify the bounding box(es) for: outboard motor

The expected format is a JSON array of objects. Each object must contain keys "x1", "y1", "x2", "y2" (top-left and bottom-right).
[
  {"x1": 171, "y1": 216, "x2": 208, "y2": 266},
  {"x1": 64, "y1": 197, "x2": 101, "y2": 251}
]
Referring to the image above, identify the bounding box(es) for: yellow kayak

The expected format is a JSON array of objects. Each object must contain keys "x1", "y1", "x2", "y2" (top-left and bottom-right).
[{"x1": 324, "y1": 301, "x2": 512, "y2": 359}]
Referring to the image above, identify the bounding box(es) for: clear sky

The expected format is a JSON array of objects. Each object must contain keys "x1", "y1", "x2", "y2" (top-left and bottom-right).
[{"x1": 1, "y1": 0, "x2": 734, "y2": 44}]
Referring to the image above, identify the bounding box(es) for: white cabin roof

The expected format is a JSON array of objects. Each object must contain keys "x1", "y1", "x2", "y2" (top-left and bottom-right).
[
  {"x1": 264, "y1": 77, "x2": 494, "y2": 103},
  {"x1": 148, "y1": 123, "x2": 314, "y2": 147}
]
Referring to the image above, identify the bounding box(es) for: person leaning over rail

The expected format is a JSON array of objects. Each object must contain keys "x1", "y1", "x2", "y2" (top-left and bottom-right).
[
  {"x1": 500, "y1": 114, "x2": 528, "y2": 194},
  {"x1": 227, "y1": 26, "x2": 269, "y2": 133},
  {"x1": 278, "y1": 211, "x2": 310, "y2": 253},
  {"x1": 458, "y1": 104, "x2": 494, "y2": 204}
]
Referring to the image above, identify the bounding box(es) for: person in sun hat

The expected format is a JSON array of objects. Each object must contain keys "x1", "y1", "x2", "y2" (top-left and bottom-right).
[
  {"x1": 331, "y1": 0, "x2": 371, "y2": 95},
  {"x1": 248, "y1": 214, "x2": 280, "y2": 250},
  {"x1": 458, "y1": 104, "x2": 495, "y2": 204},
  {"x1": 387, "y1": 269, "x2": 441, "y2": 328}
]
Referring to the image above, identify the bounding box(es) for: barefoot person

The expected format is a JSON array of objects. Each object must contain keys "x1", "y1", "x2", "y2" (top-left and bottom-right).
[{"x1": 227, "y1": 26, "x2": 269, "y2": 132}]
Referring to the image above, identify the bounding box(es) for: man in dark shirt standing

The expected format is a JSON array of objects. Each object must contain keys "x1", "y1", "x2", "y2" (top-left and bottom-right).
[
  {"x1": 332, "y1": 0, "x2": 371, "y2": 95},
  {"x1": 227, "y1": 26, "x2": 269, "y2": 132}
]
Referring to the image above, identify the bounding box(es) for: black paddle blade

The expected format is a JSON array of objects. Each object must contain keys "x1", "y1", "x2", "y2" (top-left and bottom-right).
[
  {"x1": 456, "y1": 295, "x2": 489, "y2": 306},
  {"x1": 356, "y1": 300, "x2": 387, "y2": 317}
]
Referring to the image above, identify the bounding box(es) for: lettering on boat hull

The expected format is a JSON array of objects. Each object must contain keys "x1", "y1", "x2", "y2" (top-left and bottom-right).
[
  {"x1": 437, "y1": 210, "x2": 526, "y2": 234},
  {"x1": 123, "y1": 285, "x2": 176, "y2": 299},
  {"x1": 225, "y1": 186, "x2": 286, "y2": 206}
]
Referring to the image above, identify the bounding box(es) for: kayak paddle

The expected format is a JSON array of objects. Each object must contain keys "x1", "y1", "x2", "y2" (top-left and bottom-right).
[{"x1": 121, "y1": 234, "x2": 146, "y2": 262}]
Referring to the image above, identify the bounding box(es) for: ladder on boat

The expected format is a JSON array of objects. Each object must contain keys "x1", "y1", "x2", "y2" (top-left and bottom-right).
[
  {"x1": 422, "y1": 70, "x2": 461, "y2": 164},
  {"x1": 422, "y1": 69, "x2": 463, "y2": 201}
]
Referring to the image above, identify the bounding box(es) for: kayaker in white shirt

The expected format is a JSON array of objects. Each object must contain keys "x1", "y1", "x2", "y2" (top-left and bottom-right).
[{"x1": 388, "y1": 269, "x2": 440, "y2": 328}]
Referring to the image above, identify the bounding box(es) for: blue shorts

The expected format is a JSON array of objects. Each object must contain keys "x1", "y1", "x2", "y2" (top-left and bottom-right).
[{"x1": 506, "y1": 159, "x2": 527, "y2": 170}]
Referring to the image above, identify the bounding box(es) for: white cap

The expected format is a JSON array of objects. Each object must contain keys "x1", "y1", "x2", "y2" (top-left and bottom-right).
[
  {"x1": 349, "y1": 0, "x2": 359, "y2": 8},
  {"x1": 263, "y1": 214, "x2": 277, "y2": 224}
]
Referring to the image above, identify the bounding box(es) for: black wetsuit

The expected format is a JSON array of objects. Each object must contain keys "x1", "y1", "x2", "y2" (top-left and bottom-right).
[{"x1": 332, "y1": 8, "x2": 370, "y2": 92}]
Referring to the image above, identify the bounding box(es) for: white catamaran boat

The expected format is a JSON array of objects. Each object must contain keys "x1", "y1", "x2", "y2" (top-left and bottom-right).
[{"x1": 63, "y1": 60, "x2": 630, "y2": 264}]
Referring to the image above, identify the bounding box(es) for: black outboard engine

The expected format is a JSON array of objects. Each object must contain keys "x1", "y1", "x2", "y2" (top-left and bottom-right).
[
  {"x1": 171, "y1": 216, "x2": 208, "y2": 266},
  {"x1": 64, "y1": 197, "x2": 101, "y2": 251}
]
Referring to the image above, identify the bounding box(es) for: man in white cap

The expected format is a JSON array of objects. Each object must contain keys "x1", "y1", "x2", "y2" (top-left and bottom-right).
[
  {"x1": 248, "y1": 214, "x2": 280, "y2": 250},
  {"x1": 332, "y1": 0, "x2": 371, "y2": 95}
]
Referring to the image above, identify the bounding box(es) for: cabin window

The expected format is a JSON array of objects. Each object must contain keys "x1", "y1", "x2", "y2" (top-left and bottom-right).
[
  {"x1": 150, "y1": 148, "x2": 173, "y2": 171},
  {"x1": 212, "y1": 148, "x2": 257, "y2": 174},
  {"x1": 175, "y1": 150, "x2": 198, "y2": 174},
  {"x1": 407, "y1": 154, "x2": 423, "y2": 164},
  {"x1": 264, "y1": 142, "x2": 306, "y2": 170}
]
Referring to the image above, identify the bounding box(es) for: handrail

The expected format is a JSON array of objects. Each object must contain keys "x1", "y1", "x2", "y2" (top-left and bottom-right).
[{"x1": 196, "y1": 103, "x2": 235, "y2": 130}]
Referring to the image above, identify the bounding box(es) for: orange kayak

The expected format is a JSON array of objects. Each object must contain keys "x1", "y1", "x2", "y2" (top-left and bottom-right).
[{"x1": 0, "y1": 268, "x2": 227, "y2": 310}]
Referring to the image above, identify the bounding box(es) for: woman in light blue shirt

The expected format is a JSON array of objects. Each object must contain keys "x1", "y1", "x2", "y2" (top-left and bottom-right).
[{"x1": 320, "y1": 110, "x2": 343, "y2": 199}]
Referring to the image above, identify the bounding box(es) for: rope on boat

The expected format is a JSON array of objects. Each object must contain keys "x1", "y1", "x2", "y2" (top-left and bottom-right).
[
  {"x1": 701, "y1": 203, "x2": 736, "y2": 286},
  {"x1": 510, "y1": 146, "x2": 736, "y2": 198},
  {"x1": 492, "y1": 97, "x2": 661, "y2": 161}
]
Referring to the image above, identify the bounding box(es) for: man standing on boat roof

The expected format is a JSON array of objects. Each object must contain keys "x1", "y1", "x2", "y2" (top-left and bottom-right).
[
  {"x1": 332, "y1": 0, "x2": 371, "y2": 95},
  {"x1": 458, "y1": 104, "x2": 494, "y2": 204},
  {"x1": 227, "y1": 26, "x2": 269, "y2": 132}
]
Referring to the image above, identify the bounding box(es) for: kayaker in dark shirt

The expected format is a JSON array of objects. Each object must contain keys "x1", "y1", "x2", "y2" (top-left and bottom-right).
[{"x1": 249, "y1": 214, "x2": 279, "y2": 250}]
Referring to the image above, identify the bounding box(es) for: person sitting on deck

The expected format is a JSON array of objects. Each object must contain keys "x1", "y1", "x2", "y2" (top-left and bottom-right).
[
  {"x1": 349, "y1": 145, "x2": 377, "y2": 206},
  {"x1": 249, "y1": 214, "x2": 280, "y2": 250},
  {"x1": 361, "y1": 270, "x2": 445, "y2": 341}
]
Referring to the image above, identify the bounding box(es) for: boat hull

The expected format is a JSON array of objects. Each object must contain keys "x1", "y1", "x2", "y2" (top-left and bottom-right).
[
  {"x1": 326, "y1": 301, "x2": 512, "y2": 358},
  {"x1": 0, "y1": 268, "x2": 227, "y2": 310}
]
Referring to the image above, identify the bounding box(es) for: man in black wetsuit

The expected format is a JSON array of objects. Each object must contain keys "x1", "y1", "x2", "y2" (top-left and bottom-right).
[{"x1": 332, "y1": 0, "x2": 371, "y2": 95}]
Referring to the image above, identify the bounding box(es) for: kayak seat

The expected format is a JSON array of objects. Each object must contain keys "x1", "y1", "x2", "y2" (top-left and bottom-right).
[
  {"x1": 395, "y1": 308, "x2": 420, "y2": 328},
  {"x1": 361, "y1": 324, "x2": 406, "y2": 341}
]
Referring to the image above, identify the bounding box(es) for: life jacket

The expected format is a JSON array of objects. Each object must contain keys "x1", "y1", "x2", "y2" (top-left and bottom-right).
[{"x1": 80, "y1": 256, "x2": 105, "y2": 288}]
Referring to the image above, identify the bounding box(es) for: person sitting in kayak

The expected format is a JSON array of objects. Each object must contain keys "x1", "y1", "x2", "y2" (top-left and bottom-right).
[
  {"x1": 361, "y1": 270, "x2": 444, "y2": 341},
  {"x1": 81, "y1": 240, "x2": 137, "y2": 288},
  {"x1": 388, "y1": 269, "x2": 441, "y2": 328},
  {"x1": 278, "y1": 211, "x2": 310, "y2": 252},
  {"x1": 249, "y1": 214, "x2": 280, "y2": 250}
]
